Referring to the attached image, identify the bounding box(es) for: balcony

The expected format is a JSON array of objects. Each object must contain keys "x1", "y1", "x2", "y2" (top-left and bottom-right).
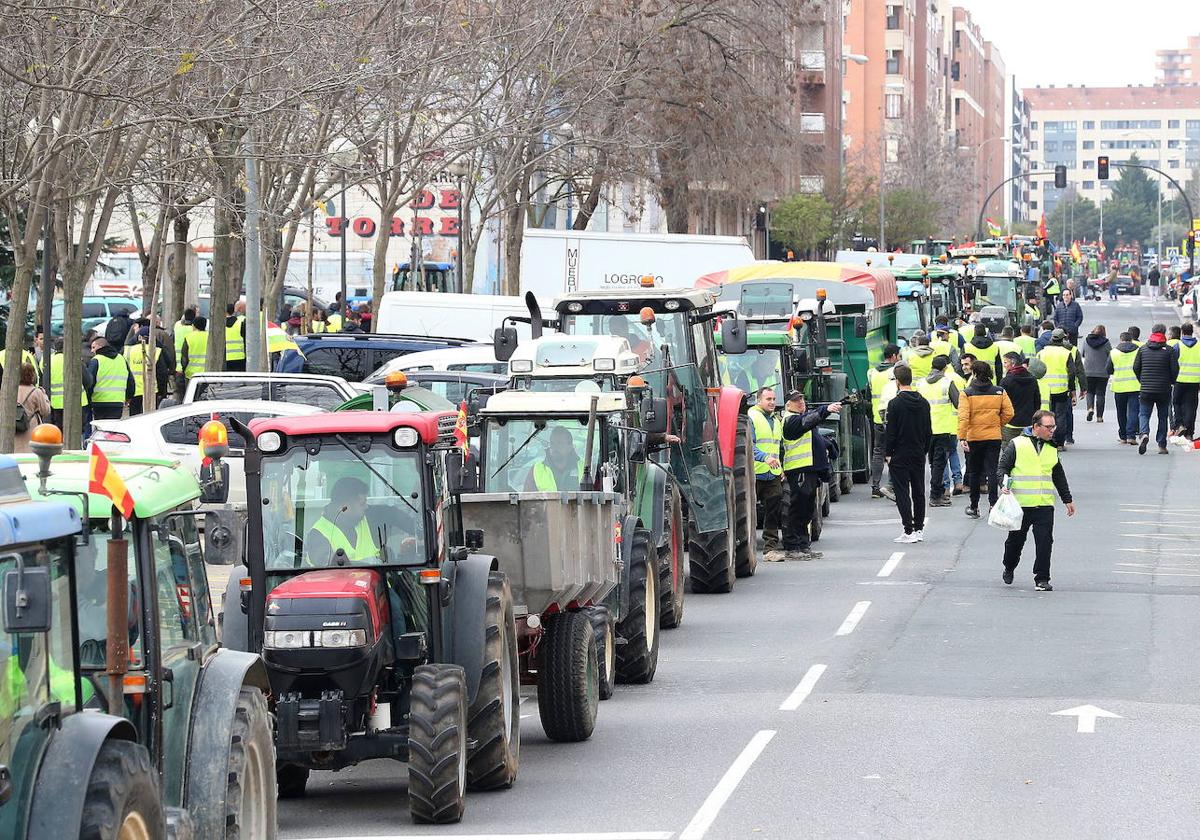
[{"x1": 799, "y1": 50, "x2": 826, "y2": 85}]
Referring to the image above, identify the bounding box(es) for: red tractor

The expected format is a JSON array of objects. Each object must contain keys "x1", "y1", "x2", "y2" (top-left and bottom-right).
[{"x1": 227, "y1": 410, "x2": 520, "y2": 824}]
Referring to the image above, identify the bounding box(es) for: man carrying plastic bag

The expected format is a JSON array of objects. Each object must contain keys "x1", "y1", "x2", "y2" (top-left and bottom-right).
[{"x1": 995, "y1": 410, "x2": 1076, "y2": 591}]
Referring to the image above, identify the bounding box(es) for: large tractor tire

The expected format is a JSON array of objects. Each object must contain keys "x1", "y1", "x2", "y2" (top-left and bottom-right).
[
  {"x1": 225, "y1": 687, "x2": 277, "y2": 839},
  {"x1": 733, "y1": 414, "x2": 758, "y2": 578},
  {"x1": 828, "y1": 474, "x2": 840, "y2": 504},
  {"x1": 536, "y1": 610, "x2": 598, "y2": 743},
  {"x1": 466, "y1": 573, "x2": 520, "y2": 791},
  {"x1": 615, "y1": 528, "x2": 660, "y2": 684},
  {"x1": 585, "y1": 605, "x2": 616, "y2": 700},
  {"x1": 276, "y1": 764, "x2": 309, "y2": 800},
  {"x1": 80, "y1": 739, "x2": 165, "y2": 840},
  {"x1": 822, "y1": 483, "x2": 832, "y2": 517},
  {"x1": 408, "y1": 664, "x2": 468, "y2": 824},
  {"x1": 658, "y1": 486, "x2": 685, "y2": 629},
  {"x1": 810, "y1": 492, "x2": 824, "y2": 543},
  {"x1": 687, "y1": 517, "x2": 735, "y2": 594},
  {"x1": 840, "y1": 472, "x2": 854, "y2": 495},
  {"x1": 852, "y1": 415, "x2": 872, "y2": 484}
]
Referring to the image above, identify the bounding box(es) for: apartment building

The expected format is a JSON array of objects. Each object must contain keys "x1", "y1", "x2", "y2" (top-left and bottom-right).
[
  {"x1": 1156, "y1": 35, "x2": 1200, "y2": 86},
  {"x1": 1024, "y1": 84, "x2": 1200, "y2": 216}
]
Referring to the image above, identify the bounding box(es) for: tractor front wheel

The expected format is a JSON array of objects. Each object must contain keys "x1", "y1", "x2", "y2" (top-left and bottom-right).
[
  {"x1": 733, "y1": 414, "x2": 758, "y2": 578},
  {"x1": 658, "y1": 485, "x2": 685, "y2": 628},
  {"x1": 80, "y1": 740, "x2": 164, "y2": 840},
  {"x1": 466, "y1": 573, "x2": 520, "y2": 791},
  {"x1": 615, "y1": 528, "x2": 659, "y2": 684},
  {"x1": 537, "y1": 611, "x2": 599, "y2": 742},
  {"x1": 225, "y1": 687, "x2": 277, "y2": 839},
  {"x1": 408, "y1": 665, "x2": 468, "y2": 824}
]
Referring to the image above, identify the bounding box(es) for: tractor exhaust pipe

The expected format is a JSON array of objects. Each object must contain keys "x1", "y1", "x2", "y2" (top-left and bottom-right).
[
  {"x1": 525, "y1": 292, "x2": 544, "y2": 340},
  {"x1": 106, "y1": 511, "x2": 129, "y2": 716}
]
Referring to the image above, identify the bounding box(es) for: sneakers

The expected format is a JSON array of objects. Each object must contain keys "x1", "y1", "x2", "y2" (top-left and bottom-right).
[
  {"x1": 929, "y1": 497, "x2": 952, "y2": 507},
  {"x1": 1158, "y1": 446, "x2": 1169, "y2": 455},
  {"x1": 1002, "y1": 568, "x2": 1014, "y2": 585},
  {"x1": 1086, "y1": 409, "x2": 1094, "y2": 422},
  {"x1": 952, "y1": 484, "x2": 967, "y2": 495},
  {"x1": 1138, "y1": 435, "x2": 1149, "y2": 455},
  {"x1": 763, "y1": 549, "x2": 788, "y2": 562},
  {"x1": 880, "y1": 485, "x2": 896, "y2": 500},
  {"x1": 1035, "y1": 581, "x2": 1053, "y2": 591},
  {"x1": 965, "y1": 506, "x2": 980, "y2": 519},
  {"x1": 790, "y1": 549, "x2": 822, "y2": 560},
  {"x1": 893, "y1": 532, "x2": 919, "y2": 544},
  {"x1": 913, "y1": 530, "x2": 925, "y2": 542},
  {"x1": 871, "y1": 487, "x2": 884, "y2": 498}
]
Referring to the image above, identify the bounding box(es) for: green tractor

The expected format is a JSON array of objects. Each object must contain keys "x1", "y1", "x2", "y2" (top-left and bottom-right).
[{"x1": 8, "y1": 430, "x2": 275, "y2": 839}]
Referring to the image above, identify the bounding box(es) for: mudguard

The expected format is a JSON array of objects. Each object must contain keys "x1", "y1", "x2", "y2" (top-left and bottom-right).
[
  {"x1": 27, "y1": 712, "x2": 140, "y2": 838},
  {"x1": 218, "y1": 563, "x2": 250, "y2": 652},
  {"x1": 636, "y1": 463, "x2": 669, "y2": 548},
  {"x1": 716, "y1": 386, "x2": 744, "y2": 469},
  {"x1": 184, "y1": 649, "x2": 270, "y2": 839},
  {"x1": 446, "y1": 553, "x2": 498, "y2": 706},
  {"x1": 617, "y1": 514, "x2": 642, "y2": 620}
]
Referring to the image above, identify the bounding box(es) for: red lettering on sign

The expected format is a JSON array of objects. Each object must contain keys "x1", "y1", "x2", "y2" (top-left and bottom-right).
[
  {"x1": 439, "y1": 189, "x2": 461, "y2": 210},
  {"x1": 439, "y1": 217, "x2": 460, "y2": 236},
  {"x1": 390, "y1": 217, "x2": 405, "y2": 236},
  {"x1": 412, "y1": 217, "x2": 434, "y2": 236},
  {"x1": 352, "y1": 217, "x2": 376, "y2": 237},
  {"x1": 410, "y1": 190, "x2": 435, "y2": 210},
  {"x1": 325, "y1": 217, "x2": 346, "y2": 236}
]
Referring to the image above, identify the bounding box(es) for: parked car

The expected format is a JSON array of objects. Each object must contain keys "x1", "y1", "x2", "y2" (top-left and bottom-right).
[
  {"x1": 51, "y1": 296, "x2": 140, "y2": 337},
  {"x1": 179, "y1": 371, "x2": 368, "y2": 411},
  {"x1": 274, "y1": 332, "x2": 475, "y2": 381},
  {"x1": 366, "y1": 344, "x2": 508, "y2": 380},
  {"x1": 398, "y1": 370, "x2": 509, "y2": 406},
  {"x1": 1111, "y1": 274, "x2": 1138, "y2": 295},
  {"x1": 89, "y1": 399, "x2": 324, "y2": 505},
  {"x1": 197, "y1": 286, "x2": 330, "y2": 322}
]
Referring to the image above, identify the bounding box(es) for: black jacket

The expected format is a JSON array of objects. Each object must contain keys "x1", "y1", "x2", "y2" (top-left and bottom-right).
[
  {"x1": 85, "y1": 345, "x2": 136, "y2": 403},
  {"x1": 997, "y1": 433, "x2": 1072, "y2": 504},
  {"x1": 1001, "y1": 366, "x2": 1041, "y2": 428},
  {"x1": 1133, "y1": 339, "x2": 1179, "y2": 395},
  {"x1": 781, "y1": 407, "x2": 832, "y2": 475},
  {"x1": 883, "y1": 390, "x2": 932, "y2": 465},
  {"x1": 965, "y1": 334, "x2": 1003, "y2": 381}
]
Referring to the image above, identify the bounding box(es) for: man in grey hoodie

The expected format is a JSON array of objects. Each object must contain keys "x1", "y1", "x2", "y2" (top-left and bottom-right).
[{"x1": 1081, "y1": 325, "x2": 1114, "y2": 423}]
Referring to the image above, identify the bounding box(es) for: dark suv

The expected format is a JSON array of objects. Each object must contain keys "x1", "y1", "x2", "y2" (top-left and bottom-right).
[{"x1": 274, "y1": 333, "x2": 474, "y2": 381}]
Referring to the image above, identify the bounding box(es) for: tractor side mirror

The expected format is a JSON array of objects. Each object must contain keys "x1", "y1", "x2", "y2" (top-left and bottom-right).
[
  {"x1": 464, "y1": 529, "x2": 484, "y2": 551},
  {"x1": 203, "y1": 509, "x2": 243, "y2": 565},
  {"x1": 627, "y1": 429, "x2": 648, "y2": 463},
  {"x1": 720, "y1": 316, "x2": 748, "y2": 354},
  {"x1": 3, "y1": 557, "x2": 51, "y2": 634},
  {"x1": 447, "y1": 450, "x2": 479, "y2": 494},
  {"x1": 854, "y1": 316, "x2": 868, "y2": 338},
  {"x1": 641, "y1": 397, "x2": 668, "y2": 435},
  {"x1": 198, "y1": 460, "x2": 230, "y2": 504},
  {"x1": 493, "y1": 326, "x2": 519, "y2": 362}
]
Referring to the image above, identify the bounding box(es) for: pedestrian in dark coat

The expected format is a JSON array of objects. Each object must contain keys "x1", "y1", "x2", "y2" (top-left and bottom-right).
[
  {"x1": 1051, "y1": 289, "x2": 1084, "y2": 345},
  {"x1": 884, "y1": 364, "x2": 932, "y2": 543},
  {"x1": 1000, "y1": 352, "x2": 1040, "y2": 442},
  {"x1": 1133, "y1": 323, "x2": 1179, "y2": 454},
  {"x1": 1080, "y1": 325, "x2": 1113, "y2": 423}
]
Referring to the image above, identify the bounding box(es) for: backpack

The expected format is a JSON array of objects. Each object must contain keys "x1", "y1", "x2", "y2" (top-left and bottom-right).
[
  {"x1": 14, "y1": 402, "x2": 27, "y2": 433},
  {"x1": 1027, "y1": 357, "x2": 1047, "y2": 380}
]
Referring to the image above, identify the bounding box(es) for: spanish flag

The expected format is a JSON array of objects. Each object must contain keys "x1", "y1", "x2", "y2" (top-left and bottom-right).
[
  {"x1": 1037, "y1": 213, "x2": 1048, "y2": 241},
  {"x1": 89, "y1": 443, "x2": 135, "y2": 519},
  {"x1": 1070, "y1": 241, "x2": 1083, "y2": 264},
  {"x1": 454, "y1": 401, "x2": 469, "y2": 454}
]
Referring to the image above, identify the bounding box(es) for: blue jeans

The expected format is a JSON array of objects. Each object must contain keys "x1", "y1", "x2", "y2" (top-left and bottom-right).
[
  {"x1": 1114, "y1": 391, "x2": 1139, "y2": 441},
  {"x1": 941, "y1": 436, "x2": 963, "y2": 489},
  {"x1": 1139, "y1": 392, "x2": 1171, "y2": 448}
]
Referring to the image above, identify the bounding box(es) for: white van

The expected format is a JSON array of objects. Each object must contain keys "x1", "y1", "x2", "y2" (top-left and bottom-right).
[
  {"x1": 374, "y1": 291, "x2": 536, "y2": 343},
  {"x1": 366, "y1": 345, "x2": 508, "y2": 382}
]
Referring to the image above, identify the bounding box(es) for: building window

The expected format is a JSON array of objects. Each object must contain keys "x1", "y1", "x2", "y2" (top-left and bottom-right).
[
  {"x1": 885, "y1": 94, "x2": 902, "y2": 119},
  {"x1": 798, "y1": 175, "x2": 824, "y2": 193},
  {"x1": 1063, "y1": 141, "x2": 1076, "y2": 152},
  {"x1": 1030, "y1": 201, "x2": 1038, "y2": 210},
  {"x1": 1083, "y1": 120, "x2": 1095, "y2": 130},
  {"x1": 1083, "y1": 160, "x2": 1094, "y2": 169},
  {"x1": 1169, "y1": 119, "x2": 1181, "y2": 129},
  {"x1": 1083, "y1": 181, "x2": 1095, "y2": 190},
  {"x1": 886, "y1": 50, "x2": 900, "y2": 74},
  {"x1": 886, "y1": 5, "x2": 900, "y2": 28},
  {"x1": 1044, "y1": 121, "x2": 1059, "y2": 132},
  {"x1": 1187, "y1": 120, "x2": 1200, "y2": 131},
  {"x1": 1082, "y1": 140, "x2": 1094, "y2": 150},
  {"x1": 1100, "y1": 119, "x2": 1162, "y2": 130},
  {"x1": 1044, "y1": 140, "x2": 1058, "y2": 153},
  {"x1": 1168, "y1": 139, "x2": 1181, "y2": 149},
  {"x1": 800, "y1": 113, "x2": 826, "y2": 133},
  {"x1": 1029, "y1": 140, "x2": 1039, "y2": 150},
  {"x1": 800, "y1": 50, "x2": 826, "y2": 70},
  {"x1": 1169, "y1": 159, "x2": 1180, "y2": 169},
  {"x1": 1030, "y1": 181, "x2": 1038, "y2": 190},
  {"x1": 1030, "y1": 121, "x2": 1038, "y2": 130}
]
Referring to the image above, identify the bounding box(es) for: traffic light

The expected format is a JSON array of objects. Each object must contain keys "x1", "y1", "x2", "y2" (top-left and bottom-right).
[
  {"x1": 1097, "y1": 156, "x2": 1110, "y2": 180},
  {"x1": 1188, "y1": 230, "x2": 1196, "y2": 258},
  {"x1": 1054, "y1": 165, "x2": 1067, "y2": 189}
]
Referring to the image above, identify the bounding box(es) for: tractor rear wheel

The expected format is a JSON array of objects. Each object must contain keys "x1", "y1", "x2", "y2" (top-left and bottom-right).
[
  {"x1": 733, "y1": 414, "x2": 758, "y2": 578},
  {"x1": 822, "y1": 483, "x2": 832, "y2": 517},
  {"x1": 810, "y1": 492, "x2": 824, "y2": 543},
  {"x1": 658, "y1": 485, "x2": 685, "y2": 628},
  {"x1": 276, "y1": 764, "x2": 309, "y2": 799},
  {"x1": 537, "y1": 611, "x2": 598, "y2": 742},
  {"x1": 616, "y1": 528, "x2": 659, "y2": 684},
  {"x1": 585, "y1": 606, "x2": 615, "y2": 700},
  {"x1": 466, "y1": 573, "x2": 520, "y2": 791},
  {"x1": 225, "y1": 687, "x2": 277, "y2": 839},
  {"x1": 828, "y1": 474, "x2": 841, "y2": 504},
  {"x1": 80, "y1": 740, "x2": 164, "y2": 840},
  {"x1": 687, "y1": 517, "x2": 734, "y2": 594},
  {"x1": 408, "y1": 665, "x2": 468, "y2": 824}
]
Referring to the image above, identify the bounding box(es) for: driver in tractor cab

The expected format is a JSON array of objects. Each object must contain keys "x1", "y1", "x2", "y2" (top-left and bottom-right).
[
  {"x1": 608, "y1": 317, "x2": 653, "y2": 365},
  {"x1": 738, "y1": 352, "x2": 780, "y2": 396},
  {"x1": 305, "y1": 477, "x2": 379, "y2": 565},
  {"x1": 527, "y1": 426, "x2": 584, "y2": 491}
]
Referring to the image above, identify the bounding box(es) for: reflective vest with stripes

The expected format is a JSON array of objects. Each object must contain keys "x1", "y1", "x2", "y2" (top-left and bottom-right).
[
  {"x1": 1177, "y1": 341, "x2": 1200, "y2": 384},
  {"x1": 48, "y1": 352, "x2": 88, "y2": 409},
  {"x1": 1009, "y1": 436, "x2": 1059, "y2": 508},
  {"x1": 0, "y1": 349, "x2": 37, "y2": 378},
  {"x1": 173, "y1": 322, "x2": 194, "y2": 372},
  {"x1": 183, "y1": 331, "x2": 208, "y2": 378},
  {"x1": 780, "y1": 411, "x2": 813, "y2": 471},
  {"x1": 905, "y1": 350, "x2": 935, "y2": 380},
  {"x1": 1109, "y1": 348, "x2": 1140, "y2": 394},
  {"x1": 1015, "y1": 335, "x2": 1037, "y2": 357},
  {"x1": 92, "y1": 353, "x2": 130, "y2": 404},
  {"x1": 1037, "y1": 345, "x2": 1071, "y2": 395},
  {"x1": 310, "y1": 516, "x2": 378, "y2": 563},
  {"x1": 748, "y1": 406, "x2": 782, "y2": 478},
  {"x1": 968, "y1": 339, "x2": 998, "y2": 364},
  {"x1": 929, "y1": 337, "x2": 954, "y2": 361},
  {"x1": 125, "y1": 343, "x2": 160, "y2": 397},
  {"x1": 327, "y1": 312, "x2": 343, "y2": 332},
  {"x1": 916, "y1": 377, "x2": 956, "y2": 435},
  {"x1": 868, "y1": 365, "x2": 896, "y2": 424},
  {"x1": 225, "y1": 318, "x2": 245, "y2": 362},
  {"x1": 532, "y1": 460, "x2": 585, "y2": 491},
  {"x1": 995, "y1": 339, "x2": 1021, "y2": 362}
]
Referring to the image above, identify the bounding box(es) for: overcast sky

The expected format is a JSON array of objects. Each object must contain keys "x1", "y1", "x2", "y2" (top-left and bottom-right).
[{"x1": 958, "y1": 0, "x2": 1196, "y2": 88}]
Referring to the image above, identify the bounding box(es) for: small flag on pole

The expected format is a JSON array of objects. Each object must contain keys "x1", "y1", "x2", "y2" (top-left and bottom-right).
[
  {"x1": 1070, "y1": 241, "x2": 1083, "y2": 263},
  {"x1": 985, "y1": 218, "x2": 1002, "y2": 238},
  {"x1": 1037, "y1": 213, "x2": 1048, "y2": 240},
  {"x1": 89, "y1": 443, "x2": 135, "y2": 519},
  {"x1": 454, "y1": 401, "x2": 469, "y2": 453}
]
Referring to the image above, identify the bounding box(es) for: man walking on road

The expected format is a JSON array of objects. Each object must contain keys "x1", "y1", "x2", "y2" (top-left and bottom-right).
[
  {"x1": 958, "y1": 360, "x2": 1014, "y2": 518},
  {"x1": 1052, "y1": 289, "x2": 1084, "y2": 347},
  {"x1": 1037, "y1": 329, "x2": 1078, "y2": 447},
  {"x1": 884, "y1": 364, "x2": 931, "y2": 544},
  {"x1": 917, "y1": 356, "x2": 959, "y2": 508},
  {"x1": 998, "y1": 410, "x2": 1075, "y2": 591},
  {"x1": 1171, "y1": 322, "x2": 1200, "y2": 439},
  {"x1": 780, "y1": 391, "x2": 841, "y2": 560},
  {"x1": 869, "y1": 344, "x2": 902, "y2": 500},
  {"x1": 748, "y1": 387, "x2": 785, "y2": 560},
  {"x1": 1133, "y1": 323, "x2": 1179, "y2": 454},
  {"x1": 1110, "y1": 332, "x2": 1142, "y2": 445},
  {"x1": 1000, "y1": 351, "x2": 1040, "y2": 444}
]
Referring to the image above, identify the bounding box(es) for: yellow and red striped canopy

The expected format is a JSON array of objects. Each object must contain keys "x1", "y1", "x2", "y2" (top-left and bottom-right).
[{"x1": 695, "y1": 261, "x2": 899, "y2": 308}]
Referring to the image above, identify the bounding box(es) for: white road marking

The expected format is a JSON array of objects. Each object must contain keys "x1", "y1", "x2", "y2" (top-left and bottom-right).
[
  {"x1": 1119, "y1": 534, "x2": 1196, "y2": 541},
  {"x1": 857, "y1": 580, "x2": 927, "y2": 586},
  {"x1": 835, "y1": 601, "x2": 871, "y2": 636},
  {"x1": 679, "y1": 730, "x2": 777, "y2": 840},
  {"x1": 877, "y1": 552, "x2": 904, "y2": 577},
  {"x1": 779, "y1": 664, "x2": 826, "y2": 711},
  {"x1": 1052, "y1": 704, "x2": 1121, "y2": 734},
  {"x1": 834, "y1": 518, "x2": 902, "y2": 526},
  {"x1": 299, "y1": 834, "x2": 675, "y2": 840},
  {"x1": 1118, "y1": 521, "x2": 1198, "y2": 527},
  {"x1": 1117, "y1": 547, "x2": 1198, "y2": 554},
  {"x1": 1115, "y1": 570, "x2": 1200, "y2": 578}
]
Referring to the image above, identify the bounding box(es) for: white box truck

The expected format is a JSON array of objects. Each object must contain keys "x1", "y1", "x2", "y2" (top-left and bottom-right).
[{"x1": 520, "y1": 229, "x2": 755, "y2": 300}]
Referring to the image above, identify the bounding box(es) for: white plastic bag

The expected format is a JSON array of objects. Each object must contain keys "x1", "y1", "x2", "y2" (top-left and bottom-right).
[{"x1": 988, "y1": 491, "x2": 1024, "y2": 531}]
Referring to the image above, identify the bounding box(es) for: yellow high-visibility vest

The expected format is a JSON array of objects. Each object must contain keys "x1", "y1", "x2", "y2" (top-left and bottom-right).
[
  {"x1": 1110, "y1": 348, "x2": 1140, "y2": 393},
  {"x1": 309, "y1": 516, "x2": 377, "y2": 563},
  {"x1": 1009, "y1": 436, "x2": 1059, "y2": 508},
  {"x1": 225, "y1": 320, "x2": 245, "y2": 362},
  {"x1": 48, "y1": 352, "x2": 88, "y2": 409},
  {"x1": 868, "y1": 366, "x2": 895, "y2": 424},
  {"x1": 173, "y1": 322, "x2": 194, "y2": 372},
  {"x1": 1176, "y1": 342, "x2": 1200, "y2": 385},
  {"x1": 183, "y1": 331, "x2": 209, "y2": 378},
  {"x1": 92, "y1": 353, "x2": 130, "y2": 404},
  {"x1": 125, "y1": 343, "x2": 160, "y2": 397},
  {"x1": 780, "y1": 411, "x2": 814, "y2": 471},
  {"x1": 1038, "y1": 345, "x2": 1072, "y2": 396},
  {"x1": 917, "y1": 377, "x2": 956, "y2": 435},
  {"x1": 748, "y1": 406, "x2": 782, "y2": 478}
]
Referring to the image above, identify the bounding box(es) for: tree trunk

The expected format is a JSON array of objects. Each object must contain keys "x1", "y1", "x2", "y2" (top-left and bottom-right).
[
  {"x1": 503, "y1": 202, "x2": 525, "y2": 297},
  {"x1": 56, "y1": 215, "x2": 86, "y2": 449},
  {"x1": 460, "y1": 189, "x2": 475, "y2": 293},
  {"x1": 573, "y1": 151, "x2": 608, "y2": 231},
  {"x1": 370, "y1": 204, "x2": 395, "y2": 330},
  {"x1": 206, "y1": 161, "x2": 238, "y2": 371},
  {"x1": 169, "y1": 212, "x2": 190, "y2": 325},
  {"x1": 0, "y1": 260, "x2": 38, "y2": 453}
]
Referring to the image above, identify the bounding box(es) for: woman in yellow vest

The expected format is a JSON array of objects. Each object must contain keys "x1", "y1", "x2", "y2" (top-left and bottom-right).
[
  {"x1": 998, "y1": 410, "x2": 1075, "y2": 591},
  {"x1": 1109, "y1": 331, "x2": 1141, "y2": 444}
]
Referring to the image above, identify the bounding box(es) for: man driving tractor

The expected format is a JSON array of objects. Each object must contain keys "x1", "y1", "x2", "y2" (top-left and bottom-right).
[{"x1": 306, "y1": 476, "x2": 379, "y2": 564}]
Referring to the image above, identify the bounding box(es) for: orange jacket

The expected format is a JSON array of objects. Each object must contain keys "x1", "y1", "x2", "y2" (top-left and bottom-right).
[{"x1": 957, "y1": 382, "x2": 1015, "y2": 442}]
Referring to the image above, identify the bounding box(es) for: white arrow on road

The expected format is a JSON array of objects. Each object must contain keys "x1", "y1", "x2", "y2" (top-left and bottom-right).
[{"x1": 1052, "y1": 704, "x2": 1122, "y2": 733}]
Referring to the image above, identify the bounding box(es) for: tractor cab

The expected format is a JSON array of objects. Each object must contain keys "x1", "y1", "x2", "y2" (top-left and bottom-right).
[
  {"x1": 507, "y1": 334, "x2": 640, "y2": 393},
  {"x1": 236, "y1": 410, "x2": 519, "y2": 822}
]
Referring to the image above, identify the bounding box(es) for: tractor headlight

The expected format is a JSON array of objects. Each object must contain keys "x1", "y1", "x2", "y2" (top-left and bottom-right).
[
  {"x1": 316, "y1": 629, "x2": 368, "y2": 648},
  {"x1": 510, "y1": 359, "x2": 533, "y2": 373},
  {"x1": 257, "y1": 431, "x2": 283, "y2": 453},
  {"x1": 393, "y1": 427, "x2": 419, "y2": 447},
  {"x1": 264, "y1": 630, "x2": 311, "y2": 649},
  {"x1": 593, "y1": 357, "x2": 615, "y2": 371}
]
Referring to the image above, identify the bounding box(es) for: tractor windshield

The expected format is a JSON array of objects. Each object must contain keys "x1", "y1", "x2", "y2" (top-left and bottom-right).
[
  {"x1": 483, "y1": 417, "x2": 603, "y2": 493},
  {"x1": 974, "y1": 276, "x2": 1017, "y2": 312},
  {"x1": 560, "y1": 312, "x2": 688, "y2": 371},
  {"x1": 720, "y1": 347, "x2": 784, "y2": 396},
  {"x1": 258, "y1": 443, "x2": 427, "y2": 569},
  {"x1": 897, "y1": 298, "x2": 923, "y2": 335}
]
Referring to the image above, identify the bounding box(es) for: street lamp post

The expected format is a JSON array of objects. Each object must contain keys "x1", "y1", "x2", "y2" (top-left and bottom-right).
[
  {"x1": 879, "y1": 81, "x2": 905, "y2": 252},
  {"x1": 447, "y1": 159, "x2": 470, "y2": 292},
  {"x1": 558, "y1": 122, "x2": 576, "y2": 229},
  {"x1": 839, "y1": 52, "x2": 869, "y2": 249}
]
